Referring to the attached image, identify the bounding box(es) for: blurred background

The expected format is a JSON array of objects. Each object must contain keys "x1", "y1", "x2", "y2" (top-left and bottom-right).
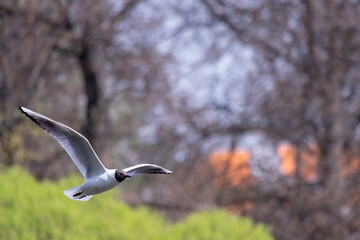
[{"x1": 1, "y1": 0, "x2": 360, "y2": 239}]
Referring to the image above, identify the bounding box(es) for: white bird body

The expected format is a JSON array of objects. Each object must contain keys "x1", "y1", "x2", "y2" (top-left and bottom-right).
[
  {"x1": 19, "y1": 106, "x2": 173, "y2": 201},
  {"x1": 63, "y1": 169, "x2": 118, "y2": 201},
  {"x1": 83, "y1": 169, "x2": 119, "y2": 195}
]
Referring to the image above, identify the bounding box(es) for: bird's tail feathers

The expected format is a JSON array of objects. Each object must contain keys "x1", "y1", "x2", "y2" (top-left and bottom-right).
[{"x1": 63, "y1": 186, "x2": 93, "y2": 201}]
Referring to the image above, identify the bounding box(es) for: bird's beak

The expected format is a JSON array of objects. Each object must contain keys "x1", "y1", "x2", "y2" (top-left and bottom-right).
[{"x1": 126, "y1": 174, "x2": 132, "y2": 178}]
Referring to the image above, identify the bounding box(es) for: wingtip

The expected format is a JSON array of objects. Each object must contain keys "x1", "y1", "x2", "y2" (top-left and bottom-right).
[
  {"x1": 18, "y1": 106, "x2": 29, "y2": 115},
  {"x1": 164, "y1": 169, "x2": 173, "y2": 174},
  {"x1": 18, "y1": 106, "x2": 28, "y2": 116},
  {"x1": 18, "y1": 106, "x2": 42, "y2": 127},
  {"x1": 18, "y1": 106, "x2": 31, "y2": 117}
]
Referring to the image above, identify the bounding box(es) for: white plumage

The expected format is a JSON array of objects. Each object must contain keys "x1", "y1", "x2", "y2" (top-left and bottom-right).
[{"x1": 19, "y1": 106, "x2": 173, "y2": 201}]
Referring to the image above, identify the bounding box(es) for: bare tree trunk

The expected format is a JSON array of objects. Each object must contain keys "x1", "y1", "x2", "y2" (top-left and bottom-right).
[
  {"x1": 77, "y1": 41, "x2": 108, "y2": 164},
  {"x1": 78, "y1": 42, "x2": 98, "y2": 143}
]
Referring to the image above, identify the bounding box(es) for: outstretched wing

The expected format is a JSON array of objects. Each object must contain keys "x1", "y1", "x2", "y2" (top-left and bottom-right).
[
  {"x1": 19, "y1": 106, "x2": 106, "y2": 180},
  {"x1": 123, "y1": 164, "x2": 173, "y2": 176}
]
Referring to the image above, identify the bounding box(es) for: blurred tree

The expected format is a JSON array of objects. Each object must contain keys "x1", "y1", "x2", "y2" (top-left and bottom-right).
[
  {"x1": 0, "y1": 0, "x2": 193, "y2": 221},
  {"x1": 0, "y1": 0, "x2": 175, "y2": 182},
  {"x1": 2, "y1": 0, "x2": 360, "y2": 239},
  {"x1": 168, "y1": 0, "x2": 360, "y2": 239}
]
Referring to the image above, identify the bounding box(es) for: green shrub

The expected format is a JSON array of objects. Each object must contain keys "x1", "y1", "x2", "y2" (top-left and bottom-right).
[
  {"x1": 0, "y1": 167, "x2": 273, "y2": 240},
  {"x1": 163, "y1": 211, "x2": 273, "y2": 240}
]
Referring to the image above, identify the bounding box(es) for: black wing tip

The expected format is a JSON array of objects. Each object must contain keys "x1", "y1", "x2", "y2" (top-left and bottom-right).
[
  {"x1": 18, "y1": 105, "x2": 25, "y2": 112},
  {"x1": 18, "y1": 106, "x2": 31, "y2": 118},
  {"x1": 18, "y1": 106, "x2": 35, "y2": 121},
  {"x1": 18, "y1": 106, "x2": 53, "y2": 131},
  {"x1": 150, "y1": 169, "x2": 173, "y2": 174}
]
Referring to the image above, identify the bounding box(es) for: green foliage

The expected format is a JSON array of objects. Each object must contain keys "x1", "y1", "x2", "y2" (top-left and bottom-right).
[
  {"x1": 163, "y1": 211, "x2": 273, "y2": 240},
  {"x1": 0, "y1": 167, "x2": 273, "y2": 240}
]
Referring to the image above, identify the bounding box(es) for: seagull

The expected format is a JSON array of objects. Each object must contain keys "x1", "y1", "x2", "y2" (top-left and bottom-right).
[{"x1": 19, "y1": 106, "x2": 173, "y2": 201}]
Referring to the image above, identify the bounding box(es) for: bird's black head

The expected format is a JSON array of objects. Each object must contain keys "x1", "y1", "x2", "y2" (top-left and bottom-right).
[{"x1": 115, "y1": 169, "x2": 131, "y2": 182}]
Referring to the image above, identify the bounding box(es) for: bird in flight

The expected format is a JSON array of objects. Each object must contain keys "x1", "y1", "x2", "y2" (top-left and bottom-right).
[{"x1": 19, "y1": 106, "x2": 173, "y2": 201}]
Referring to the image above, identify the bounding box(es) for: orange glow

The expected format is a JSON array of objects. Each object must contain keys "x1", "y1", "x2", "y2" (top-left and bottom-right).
[
  {"x1": 278, "y1": 142, "x2": 359, "y2": 181},
  {"x1": 278, "y1": 144, "x2": 296, "y2": 176},
  {"x1": 210, "y1": 143, "x2": 360, "y2": 188},
  {"x1": 341, "y1": 155, "x2": 360, "y2": 177},
  {"x1": 278, "y1": 143, "x2": 319, "y2": 181},
  {"x1": 300, "y1": 143, "x2": 319, "y2": 181},
  {"x1": 210, "y1": 150, "x2": 252, "y2": 187}
]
